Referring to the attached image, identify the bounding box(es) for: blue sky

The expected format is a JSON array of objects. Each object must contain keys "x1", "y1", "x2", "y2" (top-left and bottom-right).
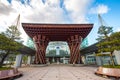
[
  {"x1": 89, "y1": 0, "x2": 120, "y2": 29},
  {"x1": 87, "y1": 0, "x2": 120, "y2": 45},
  {"x1": 0, "y1": 0, "x2": 120, "y2": 45}
]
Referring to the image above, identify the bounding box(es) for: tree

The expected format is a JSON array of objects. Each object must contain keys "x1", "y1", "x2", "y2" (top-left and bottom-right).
[
  {"x1": 3, "y1": 25, "x2": 22, "y2": 42},
  {"x1": 97, "y1": 26, "x2": 113, "y2": 41},
  {"x1": 97, "y1": 32, "x2": 120, "y2": 66},
  {"x1": 59, "y1": 50, "x2": 68, "y2": 56},
  {"x1": 0, "y1": 25, "x2": 23, "y2": 67},
  {"x1": 97, "y1": 14, "x2": 114, "y2": 65},
  {"x1": 97, "y1": 14, "x2": 113, "y2": 41},
  {"x1": 97, "y1": 25, "x2": 113, "y2": 64},
  {"x1": 47, "y1": 50, "x2": 56, "y2": 56},
  {"x1": 22, "y1": 55, "x2": 28, "y2": 65}
]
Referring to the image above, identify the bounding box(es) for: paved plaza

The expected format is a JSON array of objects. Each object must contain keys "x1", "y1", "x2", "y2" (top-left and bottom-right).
[{"x1": 15, "y1": 64, "x2": 110, "y2": 80}]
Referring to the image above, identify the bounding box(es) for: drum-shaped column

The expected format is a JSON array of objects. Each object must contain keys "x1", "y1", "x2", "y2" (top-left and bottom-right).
[
  {"x1": 33, "y1": 35, "x2": 49, "y2": 64},
  {"x1": 68, "y1": 35, "x2": 82, "y2": 64}
]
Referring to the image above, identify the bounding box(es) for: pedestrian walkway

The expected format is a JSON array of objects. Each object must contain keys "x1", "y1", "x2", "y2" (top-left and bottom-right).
[{"x1": 16, "y1": 65, "x2": 110, "y2": 80}]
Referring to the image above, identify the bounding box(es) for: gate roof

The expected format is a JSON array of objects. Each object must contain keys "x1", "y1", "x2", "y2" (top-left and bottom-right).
[{"x1": 22, "y1": 23, "x2": 93, "y2": 41}]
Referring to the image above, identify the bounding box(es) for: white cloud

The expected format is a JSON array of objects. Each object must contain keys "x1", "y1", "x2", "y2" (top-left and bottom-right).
[
  {"x1": 90, "y1": 4, "x2": 109, "y2": 14},
  {"x1": 0, "y1": 0, "x2": 94, "y2": 24},
  {"x1": 64, "y1": 0, "x2": 92, "y2": 23},
  {"x1": 0, "y1": 0, "x2": 93, "y2": 45},
  {"x1": 0, "y1": 3, "x2": 15, "y2": 15}
]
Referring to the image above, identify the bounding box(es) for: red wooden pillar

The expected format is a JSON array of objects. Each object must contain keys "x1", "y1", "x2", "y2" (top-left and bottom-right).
[
  {"x1": 68, "y1": 39, "x2": 71, "y2": 63},
  {"x1": 68, "y1": 35, "x2": 82, "y2": 64},
  {"x1": 33, "y1": 35, "x2": 48, "y2": 64},
  {"x1": 42, "y1": 37, "x2": 49, "y2": 64}
]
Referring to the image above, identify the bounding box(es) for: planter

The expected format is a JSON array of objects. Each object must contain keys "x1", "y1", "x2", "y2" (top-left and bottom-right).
[
  {"x1": 95, "y1": 67, "x2": 120, "y2": 79},
  {"x1": 0, "y1": 68, "x2": 22, "y2": 79}
]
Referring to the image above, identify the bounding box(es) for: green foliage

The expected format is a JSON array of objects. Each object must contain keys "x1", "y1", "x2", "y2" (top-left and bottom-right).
[
  {"x1": 0, "y1": 67, "x2": 13, "y2": 71},
  {"x1": 96, "y1": 17, "x2": 118, "y2": 66},
  {"x1": 46, "y1": 50, "x2": 56, "y2": 57},
  {"x1": 23, "y1": 55, "x2": 28, "y2": 64},
  {"x1": 97, "y1": 32, "x2": 120, "y2": 66},
  {"x1": 97, "y1": 26, "x2": 113, "y2": 41},
  {"x1": 8, "y1": 56, "x2": 15, "y2": 67},
  {"x1": 96, "y1": 53, "x2": 110, "y2": 56},
  {"x1": 97, "y1": 32, "x2": 120, "y2": 52},
  {"x1": 0, "y1": 25, "x2": 23, "y2": 67},
  {"x1": 48, "y1": 50, "x2": 56, "y2": 55},
  {"x1": 46, "y1": 50, "x2": 68, "y2": 57},
  {"x1": 4, "y1": 25, "x2": 21, "y2": 39},
  {"x1": 102, "y1": 65, "x2": 120, "y2": 68},
  {"x1": 59, "y1": 50, "x2": 68, "y2": 56},
  {"x1": 0, "y1": 34, "x2": 22, "y2": 52},
  {"x1": 98, "y1": 26, "x2": 113, "y2": 36}
]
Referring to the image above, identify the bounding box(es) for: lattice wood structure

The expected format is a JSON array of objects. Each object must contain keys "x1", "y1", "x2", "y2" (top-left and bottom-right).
[{"x1": 22, "y1": 23, "x2": 93, "y2": 64}]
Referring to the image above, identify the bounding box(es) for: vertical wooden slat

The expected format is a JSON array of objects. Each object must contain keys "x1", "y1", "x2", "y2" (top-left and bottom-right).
[{"x1": 70, "y1": 36, "x2": 75, "y2": 63}]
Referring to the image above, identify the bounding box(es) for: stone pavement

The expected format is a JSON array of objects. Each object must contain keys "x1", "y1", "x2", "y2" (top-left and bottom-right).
[{"x1": 16, "y1": 64, "x2": 110, "y2": 80}]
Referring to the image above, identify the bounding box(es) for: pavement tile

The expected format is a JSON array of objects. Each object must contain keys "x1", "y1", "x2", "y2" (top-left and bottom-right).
[{"x1": 15, "y1": 65, "x2": 110, "y2": 80}]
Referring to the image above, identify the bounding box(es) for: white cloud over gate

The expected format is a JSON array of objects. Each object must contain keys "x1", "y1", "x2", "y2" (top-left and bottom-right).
[
  {"x1": 90, "y1": 4, "x2": 109, "y2": 14},
  {"x1": 0, "y1": 0, "x2": 93, "y2": 44}
]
